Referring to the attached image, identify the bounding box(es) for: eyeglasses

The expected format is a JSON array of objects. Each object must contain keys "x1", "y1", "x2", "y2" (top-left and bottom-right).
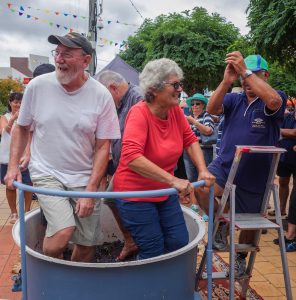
[
  {"x1": 51, "y1": 49, "x2": 86, "y2": 60},
  {"x1": 163, "y1": 81, "x2": 183, "y2": 90},
  {"x1": 51, "y1": 49, "x2": 76, "y2": 59},
  {"x1": 191, "y1": 102, "x2": 201, "y2": 106}
]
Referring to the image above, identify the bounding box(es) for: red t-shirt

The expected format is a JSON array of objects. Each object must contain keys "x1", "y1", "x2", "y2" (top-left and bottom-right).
[{"x1": 113, "y1": 101, "x2": 198, "y2": 202}]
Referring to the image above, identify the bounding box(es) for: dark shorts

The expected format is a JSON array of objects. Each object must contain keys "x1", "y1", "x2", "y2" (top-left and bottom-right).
[
  {"x1": 0, "y1": 164, "x2": 32, "y2": 185},
  {"x1": 277, "y1": 161, "x2": 296, "y2": 178},
  {"x1": 208, "y1": 159, "x2": 264, "y2": 213}
]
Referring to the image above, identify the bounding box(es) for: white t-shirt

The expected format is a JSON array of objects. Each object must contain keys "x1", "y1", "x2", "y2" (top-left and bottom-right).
[
  {"x1": 17, "y1": 72, "x2": 121, "y2": 187},
  {"x1": 0, "y1": 113, "x2": 13, "y2": 164}
]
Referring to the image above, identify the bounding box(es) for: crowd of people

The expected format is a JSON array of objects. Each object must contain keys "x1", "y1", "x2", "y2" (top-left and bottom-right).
[{"x1": 0, "y1": 32, "x2": 295, "y2": 274}]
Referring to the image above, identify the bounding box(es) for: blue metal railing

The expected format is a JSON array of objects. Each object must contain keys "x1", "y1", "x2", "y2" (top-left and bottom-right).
[{"x1": 14, "y1": 180, "x2": 214, "y2": 300}]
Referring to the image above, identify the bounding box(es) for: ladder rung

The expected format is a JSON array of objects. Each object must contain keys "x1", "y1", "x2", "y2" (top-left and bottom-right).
[
  {"x1": 202, "y1": 271, "x2": 251, "y2": 280},
  {"x1": 235, "y1": 243, "x2": 258, "y2": 252},
  {"x1": 237, "y1": 145, "x2": 286, "y2": 154},
  {"x1": 221, "y1": 213, "x2": 280, "y2": 230},
  {"x1": 202, "y1": 271, "x2": 228, "y2": 280},
  {"x1": 213, "y1": 243, "x2": 257, "y2": 253}
]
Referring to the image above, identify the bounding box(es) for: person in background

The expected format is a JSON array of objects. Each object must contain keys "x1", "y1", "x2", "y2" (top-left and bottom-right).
[
  {"x1": 269, "y1": 106, "x2": 296, "y2": 217},
  {"x1": 183, "y1": 93, "x2": 215, "y2": 218},
  {"x1": 198, "y1": 52, "x2": 287, "y2": 276},
  {"x1": 113, "y1": 58, "x2": 215, "y2": 259},
  {"x1": 184, "y1": 93, "x2": 215, "y2": 173},
  {"x1": 33, "y1": 63, "x2": 55, "y2": 78},
  {"x1": 0, "y1": 92, "x2": 32, "y2": 224},
  {"x1": 273, "y1": 105, "x2": 296, "y2": 250},
  {"x1": 97, "y1": 70, "x2": 142, "y2": 260},
  {"x1": 5, "y1": 32, "x2": 120, "y2": 262}
]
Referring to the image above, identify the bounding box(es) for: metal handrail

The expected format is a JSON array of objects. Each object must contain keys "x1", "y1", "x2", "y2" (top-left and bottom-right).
[{"x1": 14, "y1": 180, "x2": 214, "y2": 300}]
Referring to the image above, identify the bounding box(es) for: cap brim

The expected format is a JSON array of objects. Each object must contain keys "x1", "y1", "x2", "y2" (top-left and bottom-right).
[{"x1": 48, "y1": 35, "x2": 82, "y2": 49}]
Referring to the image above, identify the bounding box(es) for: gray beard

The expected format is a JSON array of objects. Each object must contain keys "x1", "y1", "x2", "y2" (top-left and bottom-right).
[{"x1": 56, "y1": 69, "x2": 77, "y2": 85}]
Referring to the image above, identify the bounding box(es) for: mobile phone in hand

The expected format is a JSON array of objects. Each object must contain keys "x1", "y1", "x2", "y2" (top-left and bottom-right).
[{"x1": 183, "y1": 107, "x2": 190, "y2": 116}]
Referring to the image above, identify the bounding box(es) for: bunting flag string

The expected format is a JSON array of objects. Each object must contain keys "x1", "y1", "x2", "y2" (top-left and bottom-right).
[
  {"x1": 5, "y1": 2, "x2": 139, "y2": 27},
  {"x1": 4, "y1": 5, "x2": 128, "y2": 49}
]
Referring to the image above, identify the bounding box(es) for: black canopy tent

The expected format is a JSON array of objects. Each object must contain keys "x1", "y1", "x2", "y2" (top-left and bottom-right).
[{"x1": 94, "y1": 55, "x2": 139, "y2": 85}]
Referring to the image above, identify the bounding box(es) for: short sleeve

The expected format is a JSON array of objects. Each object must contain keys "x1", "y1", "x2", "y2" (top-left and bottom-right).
[
  {"x1": 95, "y1": 91, "x2": 121, "y2": 139},
  {"x1": 120, "y1": 106, "x2": 148, "y2": 164},
  {"x1": 222, "y1": 93, "x2": 236, "y2": 117},
  {"x1": 17, "y1": 82, "x2": 34, "y2": 126}
]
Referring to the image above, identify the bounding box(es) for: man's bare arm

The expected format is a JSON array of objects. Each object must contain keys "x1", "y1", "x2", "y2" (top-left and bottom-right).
[
  {"x1": 281, "y1": 128, "x2": 296, "y2": 139},
  {"x1": 75, "y1": 138, "x2": 110, "y2": 218}
]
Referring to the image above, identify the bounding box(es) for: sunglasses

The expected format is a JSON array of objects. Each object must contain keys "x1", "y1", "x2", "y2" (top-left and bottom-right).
[
  {"x1": 164, "y1": 81, "x2": 184, "y2": 90},
  {"x1": 191, "y1": 102, "x2": 202, "y2": 106}
]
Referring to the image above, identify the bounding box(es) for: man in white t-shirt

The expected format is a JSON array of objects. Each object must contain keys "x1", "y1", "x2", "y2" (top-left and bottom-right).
[{"x1": 5, "y1": 32, "x2": 121, "y2": 262}]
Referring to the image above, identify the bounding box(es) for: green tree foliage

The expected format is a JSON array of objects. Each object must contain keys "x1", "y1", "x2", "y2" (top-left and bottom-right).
[
  {"x1": 268, "y1": 62, "x2": 296, "y2": 97},
  {"x1": 0, "y1": 78, "x2": 23, "y2": 115},
  {"x1": 227, "y1": 36, "x2": 255, "y2": 58},
  {"x1": 120, "y1": 7, "x2": 240, "y2": 94},
  {"x1": 247, "y1": 0, "x2": 296, "y2": 70}
]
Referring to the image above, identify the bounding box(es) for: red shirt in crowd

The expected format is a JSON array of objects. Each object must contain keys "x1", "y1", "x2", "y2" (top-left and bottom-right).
[{"x1": 113, "y1": 101, "x2": 197, "y2": 202}]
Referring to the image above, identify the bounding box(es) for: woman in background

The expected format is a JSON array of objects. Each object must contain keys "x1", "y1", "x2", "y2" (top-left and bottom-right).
[{"x1": 0, "y1": 92, "x2": 32, "y2": 224}]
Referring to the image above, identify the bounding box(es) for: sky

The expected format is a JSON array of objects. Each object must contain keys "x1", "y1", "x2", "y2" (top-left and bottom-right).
[{"x1": 0, "y1": 0, "x2": 250, "y2": 72}]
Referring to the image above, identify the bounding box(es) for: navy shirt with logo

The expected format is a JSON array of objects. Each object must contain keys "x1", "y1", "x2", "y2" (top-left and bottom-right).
[{"x1": 215, "y1": 91, "x2": 287, "y2": 194}]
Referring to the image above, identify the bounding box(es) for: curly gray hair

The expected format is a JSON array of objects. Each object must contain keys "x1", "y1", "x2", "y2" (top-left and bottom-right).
[{"x1": 139, "y1": 58, "x2": 183, "y2": 103}]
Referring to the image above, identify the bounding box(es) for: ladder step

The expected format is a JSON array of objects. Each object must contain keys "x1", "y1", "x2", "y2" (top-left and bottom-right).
[
  {"x1": 202, "y1": 271, "x2": 228, "y2": 280},
  {"x1": 202, "y1": 271, "x2": 251, "y2": 280},
  {"x1": 221, "y1": 213, "x2": 280, "y2": 230},
  {"x1": 213, "y1": 243, "x2": 258, "y2": 252}
]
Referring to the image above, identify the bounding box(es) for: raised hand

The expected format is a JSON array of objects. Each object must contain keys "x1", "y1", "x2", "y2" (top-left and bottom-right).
[
  {"x1": 225, "y1": 51, "x2": 247, "y2": 77},
  {"x1": 223, "y1": 62, "x2": 239, "y2": 85}
]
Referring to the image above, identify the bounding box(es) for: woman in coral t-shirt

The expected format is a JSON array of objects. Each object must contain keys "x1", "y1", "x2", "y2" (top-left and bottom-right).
[{"x1": 113, "y1": 58, "x2": 215, "y2": 259}]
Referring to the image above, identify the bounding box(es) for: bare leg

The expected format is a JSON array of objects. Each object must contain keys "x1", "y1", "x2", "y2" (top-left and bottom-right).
[
  {"x1": 24, "y1": 191, "x2": 32, "y2": 212},
  {"x1": 279, "y1": 176, "x2": 290, "y2": 214},
  {"x1": 6, "y1": 188, "x2": 17, "y2": 214},
  {"x1": 43, "y1": 226, "x2": 75, "y2": 258},
  {"x1": 108, "y1": 205, "x2": 138, "y2": 261},
  {"x1": 196, "y1": 182, "x2": 224, "y2": 214},
  {"x1": 71, "y1": 244, "x2": 96, "y2": 262},
  {"x1": 239, "y1": 230, "x2": 255, "y2": 245},
  {"x1": 286, "y1": 223, "x2": 296, "y2": 240}
]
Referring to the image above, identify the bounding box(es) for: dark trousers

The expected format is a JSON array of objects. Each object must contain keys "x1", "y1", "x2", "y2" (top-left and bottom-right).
[{"x1": 115, "y1": 194, "x2": 189, "y2": 259}]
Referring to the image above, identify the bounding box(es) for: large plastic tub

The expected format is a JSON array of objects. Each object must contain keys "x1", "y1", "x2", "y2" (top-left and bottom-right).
[{"x1": 13, "y1": 203, "x2": 205, "y2": 300}]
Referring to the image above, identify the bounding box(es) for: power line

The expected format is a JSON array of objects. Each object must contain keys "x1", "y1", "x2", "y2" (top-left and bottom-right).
[{"x1": 128, "y1": 0, "x2": 144, "y2": 20}]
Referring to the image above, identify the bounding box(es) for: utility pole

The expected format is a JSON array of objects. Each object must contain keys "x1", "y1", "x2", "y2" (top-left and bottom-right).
[{"x1": 88, "y1": 0, "x2": 103, "y2": 75}]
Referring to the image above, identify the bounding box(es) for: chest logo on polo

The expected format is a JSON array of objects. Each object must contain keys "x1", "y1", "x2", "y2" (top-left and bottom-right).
[{"x1": 252, "y1": 117, "x2": 266, "y2": 129}]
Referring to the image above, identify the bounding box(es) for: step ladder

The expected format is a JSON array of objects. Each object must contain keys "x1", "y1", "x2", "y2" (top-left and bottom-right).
[{"x1": 196, "y1": 146, "x2": 293, "y2": 300}]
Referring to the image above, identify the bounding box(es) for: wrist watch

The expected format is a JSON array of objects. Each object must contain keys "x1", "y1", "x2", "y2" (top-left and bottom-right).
[{"x1": 241, "y1": 69, "x2": 253, "y2": 80}]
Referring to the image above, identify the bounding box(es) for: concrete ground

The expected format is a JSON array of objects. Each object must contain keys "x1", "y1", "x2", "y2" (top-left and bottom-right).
[{"x1": 0, "y1": 184, "x2": 295, "y2": 299}]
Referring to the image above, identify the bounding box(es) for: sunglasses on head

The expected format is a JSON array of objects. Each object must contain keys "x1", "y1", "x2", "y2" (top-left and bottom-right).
[
  {"x1": 164, "y1": 81, "x2": 184, "y2": 90},
  {"x1": 191, "y1": 102, "x2": 202, "y2": 106}
]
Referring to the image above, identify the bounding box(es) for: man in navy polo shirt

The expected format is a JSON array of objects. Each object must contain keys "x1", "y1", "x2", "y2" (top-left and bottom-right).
[{"x1": 198, "y1": 51, "x2": 287, "y2": 276}]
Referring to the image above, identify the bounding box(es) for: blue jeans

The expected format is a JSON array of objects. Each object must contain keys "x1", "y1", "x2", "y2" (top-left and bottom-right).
[
  {"x1": 183, "y1": 147, "x2": 213, "y2": 182},
  {"x1": 115, "y1": 194, "x2": 189, "y2": 259}
]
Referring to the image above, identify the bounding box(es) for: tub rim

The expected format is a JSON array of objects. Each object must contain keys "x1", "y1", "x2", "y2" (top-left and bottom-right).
[{"x1": 12, "y1": 205, "x2": 205, "y2": 268}]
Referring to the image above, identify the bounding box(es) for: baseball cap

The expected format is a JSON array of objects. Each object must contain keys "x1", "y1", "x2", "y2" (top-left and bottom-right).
[
  {"x1": 48, "y1": 32, "x2": 93, "y2": 55},
  {"x1": 33, "y1": 63, "x2": 55, "y2": 78},
  {"x1": 244, "y1": 54, "x2": 269, "y2": 72}
]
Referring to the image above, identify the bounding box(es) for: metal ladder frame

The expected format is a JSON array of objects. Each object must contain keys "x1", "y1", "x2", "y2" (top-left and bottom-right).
[{"x1": 196, "y1": 146, "x2": 293, "y2": 299}]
